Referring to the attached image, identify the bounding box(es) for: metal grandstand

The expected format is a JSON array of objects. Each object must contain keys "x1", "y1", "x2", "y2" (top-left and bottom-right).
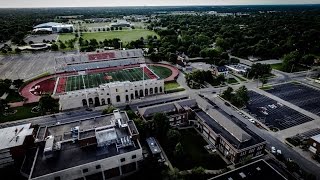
[{"x1": 54, "y1": 49, "x2": 145, "y2": 73}]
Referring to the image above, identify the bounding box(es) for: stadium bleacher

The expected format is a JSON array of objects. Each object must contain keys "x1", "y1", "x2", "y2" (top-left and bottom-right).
[
  {"x1": 88, "y1": 52, "x2": 115, "y2": 61},
  {"x1": 54, "y1": 49, "x2": 145, "y2": 73}
]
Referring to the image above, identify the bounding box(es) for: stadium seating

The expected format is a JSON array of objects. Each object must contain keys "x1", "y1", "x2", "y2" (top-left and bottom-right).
[{"x1": 88, "y1": 52, "x2": 116, "y2": 61}]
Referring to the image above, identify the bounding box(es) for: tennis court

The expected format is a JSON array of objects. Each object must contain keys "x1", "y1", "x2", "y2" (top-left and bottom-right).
[{"x1": 64, "y1": 67, "x2": 151, "y2": 92}]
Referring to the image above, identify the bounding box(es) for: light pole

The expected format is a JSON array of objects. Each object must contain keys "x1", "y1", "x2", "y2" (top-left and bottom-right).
[{"x1": 140, "y1": 64, "x2": 146, "y2": 96}]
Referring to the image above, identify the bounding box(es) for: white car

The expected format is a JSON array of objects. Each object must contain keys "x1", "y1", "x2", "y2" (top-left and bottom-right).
[
  {"x1": 277, "y1": 149, "x2": 282, "y2": 155},
  {"x1": 248, "y1": 119, "x2": 255, "y2": 123},
  {"x1": 271, "y1": 146, "x2": 276, "y2": 154}
]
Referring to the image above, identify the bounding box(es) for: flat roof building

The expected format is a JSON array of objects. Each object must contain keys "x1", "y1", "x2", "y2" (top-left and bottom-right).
[
  {"x1": 28, "y1": 110, "x2": 142, "y2": 180},
  {"x1": 0, "y1": 123, "x2": 34, "y2": 168},
  {"x1": 308, "y1": 134, "x2": 320, "y2": 155},
  {"x1": 210, "y1": 159, "x2": 287, "y2": 180}
]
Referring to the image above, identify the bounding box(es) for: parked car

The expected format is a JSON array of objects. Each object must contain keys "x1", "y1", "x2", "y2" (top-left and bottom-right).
[
  {"x1": 277, "y1": 149, "x2": 282, "y2": 155},
  {"x1": 248, "y1": 118, "x2": 255, "y2": 123},
  {"x1": 271, "y1": 146, "x2": 276, "y2": 154}
]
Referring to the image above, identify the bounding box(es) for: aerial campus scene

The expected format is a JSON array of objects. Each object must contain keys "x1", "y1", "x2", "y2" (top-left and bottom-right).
[{"x1": 1, "y1": 1, "x2": 320, "y2": 180}]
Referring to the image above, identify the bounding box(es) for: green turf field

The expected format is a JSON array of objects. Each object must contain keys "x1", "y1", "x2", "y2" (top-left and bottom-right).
[
  {"x1": 58, "y1": 29, "x2": 159, "y2": 44},
  {"x1": 64, "y1": 68, "x2": 151, "y2": 92},
  {"x1": 149, "y1": 65, "x2": 172, "y2": 79}
]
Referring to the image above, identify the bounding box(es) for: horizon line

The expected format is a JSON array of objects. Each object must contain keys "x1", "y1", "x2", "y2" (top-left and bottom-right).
[{"x1": 1, "y1": 3, "x2": 320, "y2": 9}]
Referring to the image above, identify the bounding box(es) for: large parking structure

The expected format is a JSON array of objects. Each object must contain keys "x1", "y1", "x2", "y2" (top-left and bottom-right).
[
  {"x1": 245, "y1": 91, "x2": 313, "y2": 130},
  {"x1": 62, "y1": 67, "x2": 151, "y2": 92},
  {"x1": 265, "y1": 82, "x2": 320, "y2": 116}
]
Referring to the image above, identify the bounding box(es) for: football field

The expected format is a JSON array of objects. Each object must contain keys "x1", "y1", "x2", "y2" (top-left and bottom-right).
[{"x1": 64, "y1": 67, "x2": 150, "y2": 92}]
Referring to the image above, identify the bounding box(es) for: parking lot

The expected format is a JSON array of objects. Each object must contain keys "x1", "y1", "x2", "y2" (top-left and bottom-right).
[
  {"x1": 0, "y1": 51, "x2": 76, "y2": 80},
  {"x1": 266, "y1": 82, "x2": 320, "y2": 116},
  {"x1": 24, "y1": 34, "x2": 59, "y2": 43},
  {"x1": 245, "y1": 91, "x2": 313, "y2": 130}
]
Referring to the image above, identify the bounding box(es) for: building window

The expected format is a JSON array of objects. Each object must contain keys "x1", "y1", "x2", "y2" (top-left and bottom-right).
[
  {"x1": 120, "y1": 158, "x2": 125, "y2": 162},
  {"x1": 132, "y1": 155, "x2": 136, "y2": 159},
  {"x1": 116, "y1": 89, "x2": 118, "y2": 92},
  {"x1": 116, "y1": 95, "x2": 121, "y2": 102},
  {"x1": 96, "y1": 165, "x2": 101, "y2": 169},
  {"x1": 83, "y1": 168, "x2": 88, "y2": 173},
  {"x1": 126, "y1": 90, "x2": 128, "y2": 92}
]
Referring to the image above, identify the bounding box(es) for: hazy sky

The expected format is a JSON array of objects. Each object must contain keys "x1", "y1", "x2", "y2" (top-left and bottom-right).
[{"x1": 0, "y1": 0, "x2": 320, "y2": 8}]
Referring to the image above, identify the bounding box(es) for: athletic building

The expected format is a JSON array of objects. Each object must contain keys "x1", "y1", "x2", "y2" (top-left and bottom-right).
[
  {"x1": 33, "y1": 22, "x2": 74, "y2": 33},
  {"x1": 58, "y1": 78, "x2": 164, "y2": 110},
  {"x1": 53, "y1": 49, "x2": 165, "y2": 110}
]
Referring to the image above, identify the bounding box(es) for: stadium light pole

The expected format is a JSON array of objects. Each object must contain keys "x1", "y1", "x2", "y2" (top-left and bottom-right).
[{"x1": 140, "y1": 64, "x2": 146, "y2": 97}]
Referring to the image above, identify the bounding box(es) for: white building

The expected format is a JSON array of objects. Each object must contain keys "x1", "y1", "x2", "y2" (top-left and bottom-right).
[
  {"x1": 33, "y1": 22, "x2": 74, "y2": 33},
  {"x1": 58, "y1": 79, "x2": 164, "y2": 110},
  {"x1": 30, "y1": 110, "x2": 142, "y2": 180},
  {"x1": 0, "y1": 124, "x2": 34, "y2": 168}
]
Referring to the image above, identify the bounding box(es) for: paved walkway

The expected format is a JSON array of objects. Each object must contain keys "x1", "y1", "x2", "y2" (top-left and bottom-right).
[{"x1": 8, "y1": 101, "x2": 24, "y2": 108}]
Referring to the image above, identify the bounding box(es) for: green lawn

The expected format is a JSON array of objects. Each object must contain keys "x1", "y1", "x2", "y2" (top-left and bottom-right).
[
  {"x1": 165, "y1": 128, "x2": 227, "y2": 170},
  {"x1": 271, "y1": 63, "x2": 309, "y2": 72},
  {"x1": 59, "y1": 29, "x2": 159, "y2": 44},
  {"x1": 227, "y1": 78, "x2": 238, "y2": 84},
  {"x1": 260, "y1": 85, "x2": 273, "y2": 90},
  {"x1": 164, "y1": 82, "x2": 181, "y2": 90},
  {"x1": 0, "y1": 103, "x2": 40, "y2": 123},
  {"x1": 58, "y1": 33, "x2": 75, "y2": 42},
  {"x1": 271, "y1": 63, "x2": 283, "y2": 70},
  {"x1": 232, "y1": 74, "x2": 247, "y2": 82},
  {"x1": 148, "y1": 65, "x2": 172, "y2": 79}
]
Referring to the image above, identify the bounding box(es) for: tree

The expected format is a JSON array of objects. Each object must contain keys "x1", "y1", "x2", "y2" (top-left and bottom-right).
[
  {"x1": 174, "y1": 142, "x2": 184, "y2": 159},
  {"x1": 59, "y1": 42, "x2": 66, "y2": 49},
  {"x1": 15, "y1": 48, "x2": 21, "y2": 53},
  {"x1": 222, "y1": 87, "x2": 234, "y2": 100},
  {"x1": 38, "y1": 95, "x2": 59, "y2": 114},
  {"x1": 102, "y1": 106, "x2": 116, "y2": 115},
  {"x1": 234, "y1": 86, "x2": 249, "y2": 107},
  {"x1": 260, "y1": 76, "x2": 268, "y2": 87},
  {"x1": 301, "y1": 54, "x2": 315, "y2": 66},
  {"x1": 163, "y1": 168, "x2": 182, "y2": 180},
  {"x1": 282, "y1": 51, "x2": 300, "y2": 72},
  {"x1": 51, "y1": 44, "x2": 59, "y2": 51},
  {"x1": 0, "y1": 99, "x2": 8, "y2": 114},
  {"x1": 167, "y1": 129, "x2": 181, "y2": 149},
  {"x1": 152, "y1": 113, "x2": 170, "y2": 142},
  {"x1": 12, "y1": 79, "x2": 24, "y2": 89}
]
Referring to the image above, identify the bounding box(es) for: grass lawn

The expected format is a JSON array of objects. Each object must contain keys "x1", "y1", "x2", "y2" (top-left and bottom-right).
[
  {"x1": 232, "y1": 74, "x2": 247, "y2": 82},
  {"x1": 271, "y1": 63, "x2": 283, "y2": 70},
  {"x1": 58, "y1": 33, "x2": 75, "y2": 42},
  {"x1": 164, "y1": 82, "x2": 181, "y2": 90},
  {"x1": 260, "y1": 85, "x2": 273, "y2": 90},
  {"x1": 148, "y1": 65, "x2": 172, "y2": 79},
  {"x1": 227, "y1": 78, "x2": 238, "y2": 84},
  {"x1": 59, "y1": 29, "x2": 159, "y2": 44},
  {"x1": 0, "y1": 103, "x2": 40, "y2": 123},
  {"x1": 165, "y1": 128, "x2": 227, "y2": 170},
  {"x1": 271, "y1": 63, "x2": 309, "y2": 72}
]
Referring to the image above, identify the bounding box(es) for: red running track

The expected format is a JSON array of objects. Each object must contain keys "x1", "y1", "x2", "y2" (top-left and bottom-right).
[{"x1": 20, "y1": 63, "x2": 179, "y2": 104}]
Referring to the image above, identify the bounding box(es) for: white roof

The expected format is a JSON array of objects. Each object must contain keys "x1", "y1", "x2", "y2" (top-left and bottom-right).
[
  {"x1": 311, "y1": 134, "x2": 320, "y2": 143},
  {"x1": 96, "y1": 128, "x2": 117, "y2": 146},
  {"x1": 0, "y1": 123, "x2": 33, "y2": 150}
]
